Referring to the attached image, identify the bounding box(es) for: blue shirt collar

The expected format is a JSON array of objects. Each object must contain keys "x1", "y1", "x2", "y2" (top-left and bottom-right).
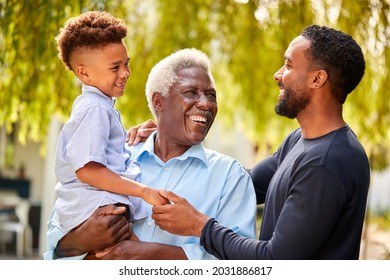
[
  {"x1": 134, "y1": 131, "x2": 209, "y2": 167},
  {"x1": 82, "y1": 83, "x2": 116, "y2": 106}
]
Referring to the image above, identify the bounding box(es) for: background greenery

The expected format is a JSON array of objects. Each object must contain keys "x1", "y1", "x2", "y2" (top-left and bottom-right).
[{"x1": 1, "y1": 0, "x2": 389, "y2": 170}]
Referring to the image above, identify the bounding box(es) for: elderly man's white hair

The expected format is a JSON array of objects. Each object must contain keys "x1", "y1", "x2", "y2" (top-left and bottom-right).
[{"x1": 145, "y1": 48, "x2": 215, "y2": 119}]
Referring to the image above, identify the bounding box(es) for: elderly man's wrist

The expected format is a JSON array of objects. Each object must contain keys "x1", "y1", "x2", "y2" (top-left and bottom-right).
[{"x1": 54, "y1": 230, "x2": 87, "y2": 258}]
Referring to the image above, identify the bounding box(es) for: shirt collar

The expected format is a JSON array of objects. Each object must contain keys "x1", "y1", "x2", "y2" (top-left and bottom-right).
[
  {"x1": 135, "y1": 131, "x2": 209, "y2": 167},
  {"x1": 82, "y1": 83, "x2": 116, "y2": 106}
]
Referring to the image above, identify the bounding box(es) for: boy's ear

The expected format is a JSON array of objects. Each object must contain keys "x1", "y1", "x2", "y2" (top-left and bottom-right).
[{"x1": 75, "y1": 65, "x2": 90, "y2": 83}]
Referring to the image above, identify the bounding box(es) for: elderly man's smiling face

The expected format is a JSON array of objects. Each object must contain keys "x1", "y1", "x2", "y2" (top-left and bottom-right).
[{"x1": 156, "y1": 66, "x2": 217, "y2": 146}]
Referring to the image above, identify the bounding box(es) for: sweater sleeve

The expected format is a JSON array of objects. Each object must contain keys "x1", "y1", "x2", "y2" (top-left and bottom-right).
[
  {"x1": 200, "y1": 218, "x2": 270, "y2": 260},
  {"x1": 249, "y1": 155, "x2": 278, "y2": 205}
]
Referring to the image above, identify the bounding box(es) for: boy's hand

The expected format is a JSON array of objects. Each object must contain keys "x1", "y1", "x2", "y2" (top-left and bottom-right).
[
  {"x1": 152, "y1": 190, "x2": 209, "y2": 237},
  {"x1": 143, "y1": 188, "x2": 170, "y2": 206}
]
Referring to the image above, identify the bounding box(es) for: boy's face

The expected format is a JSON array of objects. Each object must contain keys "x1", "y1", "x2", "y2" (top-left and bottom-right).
[{"x1": 75, "y1": 41, "x2": 130, "y2": 98}]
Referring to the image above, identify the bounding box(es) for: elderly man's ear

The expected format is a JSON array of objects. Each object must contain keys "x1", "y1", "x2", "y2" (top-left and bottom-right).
[{"x1": 152, "y1": 92, "x2": 164, "y2": 113}]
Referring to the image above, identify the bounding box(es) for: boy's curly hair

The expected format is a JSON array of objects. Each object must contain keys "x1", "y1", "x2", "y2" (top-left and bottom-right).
[{"x1": 55, "y1": 11, "x2": 128, "y2": 71}]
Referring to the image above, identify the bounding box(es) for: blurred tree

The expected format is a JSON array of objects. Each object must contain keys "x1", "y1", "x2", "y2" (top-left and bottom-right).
[{"x1": 0, "y1": 0, "x2": 389, "y2": 170}]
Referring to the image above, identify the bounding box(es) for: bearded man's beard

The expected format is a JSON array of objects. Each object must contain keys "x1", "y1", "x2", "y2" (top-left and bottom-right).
[{"x1": 275, "y1": 88, "x2": 309, "y2": 119}]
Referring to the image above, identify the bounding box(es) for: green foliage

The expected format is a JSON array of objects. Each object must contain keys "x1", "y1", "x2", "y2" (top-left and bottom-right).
[
  {"x1": 1, "y1": 0, "x2": 389, "y2": 170},
  {"x1": 0, "y1": 0, "x2": 127, "y2": 149},
  {"x1": 374, "y1": 210, "x2": 390, "y2": 231}
]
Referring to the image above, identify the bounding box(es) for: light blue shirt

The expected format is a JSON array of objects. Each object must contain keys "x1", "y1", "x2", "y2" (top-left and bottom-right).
[
  {"x1": 50, "y1": 84, "x2": 145, "y2": 235},
  {"x1": 44, "y1": 131, "x2": 257, "y2": 260}
]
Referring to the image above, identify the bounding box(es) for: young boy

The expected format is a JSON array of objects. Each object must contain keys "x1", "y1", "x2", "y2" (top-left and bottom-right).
[{"x1": 52, "y1": 11, "x2": 167, "y2": 244}]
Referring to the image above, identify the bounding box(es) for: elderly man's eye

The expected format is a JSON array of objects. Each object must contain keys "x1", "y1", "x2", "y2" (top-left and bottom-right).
[{"x1": 183, "y1": 90, "x2": 197, "y2": 97}]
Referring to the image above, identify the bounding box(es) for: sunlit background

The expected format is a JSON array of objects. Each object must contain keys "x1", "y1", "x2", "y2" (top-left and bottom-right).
[{"x1": 0, "y1": 0, "x2": 389, "y2": 259}]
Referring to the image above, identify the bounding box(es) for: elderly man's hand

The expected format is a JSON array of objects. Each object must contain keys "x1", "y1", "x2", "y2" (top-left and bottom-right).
[
  {"x1": 152, "y1": 190, "x2": 209, "y2": 237},
  {"x1": 55, "y1": 204, "x2": 132, "y2": 258},
  {"x1": 126, "y1": 119, "x2": 157, "y2": 146},
  {"x1": 94, "y1": 228, "x2": 139, "y2": 259},
  {"x1": 97, "y1": 239, "x2": 188, "y2": 260}
]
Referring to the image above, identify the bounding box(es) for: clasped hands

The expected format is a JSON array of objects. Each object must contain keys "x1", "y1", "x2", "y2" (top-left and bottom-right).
[{"x1": 92, "y1": 190, "x2": 207, "y2": 259}]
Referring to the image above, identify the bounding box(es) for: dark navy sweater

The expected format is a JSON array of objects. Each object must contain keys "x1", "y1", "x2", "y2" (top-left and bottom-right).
[{"x1": 201, "y1": 126, "x2": 370, "y2": 259}]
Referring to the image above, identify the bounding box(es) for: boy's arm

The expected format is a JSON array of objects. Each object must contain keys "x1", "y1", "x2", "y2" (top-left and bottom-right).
[{"x1": 76, "y1": 161, "x2": 168, "y2": 205}]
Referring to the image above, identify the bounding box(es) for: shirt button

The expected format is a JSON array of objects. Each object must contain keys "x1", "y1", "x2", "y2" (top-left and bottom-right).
[{"x1": 164, "y1": 167, "x2": 169, "y2": 171}]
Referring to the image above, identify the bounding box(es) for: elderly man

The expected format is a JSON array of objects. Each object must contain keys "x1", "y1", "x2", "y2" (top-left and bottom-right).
[{"x1": 44, "y1": 48, "x2": 257, "y2": 260}]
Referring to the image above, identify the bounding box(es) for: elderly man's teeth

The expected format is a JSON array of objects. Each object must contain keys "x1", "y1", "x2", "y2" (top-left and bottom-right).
[{"x1": 190, "y1": 116, "x2": 207, "y2": 123}]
